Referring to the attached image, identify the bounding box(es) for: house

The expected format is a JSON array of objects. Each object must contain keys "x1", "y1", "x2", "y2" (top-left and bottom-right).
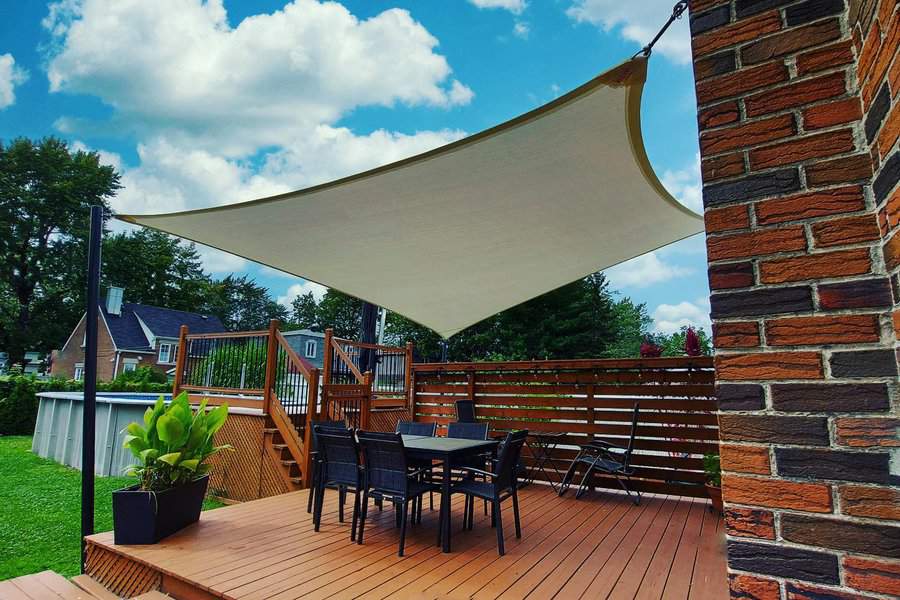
[
  {"x1": 279, "y1": 329, "x2": 325, "y2": 369},
  {"x1": 0, "y1": 351, "x2": 45, "y2": 376},
  {"x1": 50, "y1": 287, "x2": 226, "y2": 381}
]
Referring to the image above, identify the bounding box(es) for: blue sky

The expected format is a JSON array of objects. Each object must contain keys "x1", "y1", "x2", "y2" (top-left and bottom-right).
[{"x1": 0, "y1": 0, "x2": 710, "y2": 335}]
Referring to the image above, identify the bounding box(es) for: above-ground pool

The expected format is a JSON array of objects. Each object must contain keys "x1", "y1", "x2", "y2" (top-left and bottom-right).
[{"x1": 32, "y1": 392, "x2": 258, "y2": 477}]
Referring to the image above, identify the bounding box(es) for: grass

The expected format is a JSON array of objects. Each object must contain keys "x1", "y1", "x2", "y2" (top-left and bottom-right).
[{"x1": 0, "y1": 435, "x2": 224, "y2": 580}]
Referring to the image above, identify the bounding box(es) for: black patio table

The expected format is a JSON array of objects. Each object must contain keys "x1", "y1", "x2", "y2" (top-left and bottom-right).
[{"x1": 401, "y1": 434, "x2": 499, "y2": 553}]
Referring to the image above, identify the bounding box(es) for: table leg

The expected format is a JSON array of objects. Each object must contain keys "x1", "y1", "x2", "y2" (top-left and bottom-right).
[{"x1": 442, "y1": 460, "x2": 452, "y2": 553}]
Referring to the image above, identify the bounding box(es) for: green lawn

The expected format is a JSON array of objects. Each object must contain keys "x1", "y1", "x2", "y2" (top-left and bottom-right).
[{"x1": 0, "y1": 436, "x2": 223, "y2": 580}]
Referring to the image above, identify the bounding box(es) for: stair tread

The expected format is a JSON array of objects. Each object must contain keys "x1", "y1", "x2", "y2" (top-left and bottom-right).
[
  {"x1": 71, "y1": 575, "x2": 120, "y2": 600},
  {"x1": 132, "y1": 592, "x2": 171, "y2": 600},
  {"x1": 5, "y1": 571, "x2": 102, "y2": 600}
]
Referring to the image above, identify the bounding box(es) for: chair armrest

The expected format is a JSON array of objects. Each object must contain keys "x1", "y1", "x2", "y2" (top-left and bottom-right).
[
  {"x1": 583, "y1": 440, "x2": 625, "y2": 451},
  {"x1": 455, "y1": 466, "x2": 497, "y2": 479}
]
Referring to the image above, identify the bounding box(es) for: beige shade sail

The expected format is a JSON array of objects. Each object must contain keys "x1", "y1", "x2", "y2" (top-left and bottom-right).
[{"x1": 118, "y1": 56, "x2": 703, "y2": 338}]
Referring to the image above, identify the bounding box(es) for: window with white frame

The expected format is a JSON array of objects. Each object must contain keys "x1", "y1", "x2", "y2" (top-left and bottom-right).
[
  {"x1": 74, "y1": 364, "x2": 84, "y2": 381},
  {"x1": 305, "y1": 340, "x2": 317, "y2": 359},
  {"x1": 158, "y1": 343, "x2": 177, "y2": 364},
  {"x1": 123, "y1": 358, "x2": 138, "y2": 373}
]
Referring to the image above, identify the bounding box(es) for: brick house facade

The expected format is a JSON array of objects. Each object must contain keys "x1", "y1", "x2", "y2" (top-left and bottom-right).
[
  {"x1": 690, "y1": 0, "x2": 899, "y2": 597},
  {"x1": 51, "y1": 289, "x2": 225, "y2": 382}
]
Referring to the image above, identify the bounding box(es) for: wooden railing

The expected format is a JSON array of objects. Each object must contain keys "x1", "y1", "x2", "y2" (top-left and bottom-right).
[
  {"x1": 322, "y1": 329, "x2": 413, "y2": 417},
  {"x1": 411, "y1": 357, "x2": 718, "y2": 498},
  {"x1": 173, "y1": 320, "x2": 320, "y2": 486}
]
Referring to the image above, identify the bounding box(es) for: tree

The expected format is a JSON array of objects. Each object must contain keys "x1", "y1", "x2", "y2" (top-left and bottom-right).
[
  {"x1": 289, "y1": 291, "x2": 319, "y2": 331},
  {"x1": 653, "y1": 326, "x2": 712, "y2": 357},
  {"x1": 315, "y1": 289, "x2": 362, "y2": 338},
  {"x1": 0, "y1": 137, "x2": 120, "y2": 366},
  {"x1": 603, "y1": 297, "x2": 653, "y2": 358},
  {"x1": 102, "y1": 230, "x2": 210, "y2": 311},
  {"x1": 201, "y1": 275, "x2": 288, "y2": 331}
]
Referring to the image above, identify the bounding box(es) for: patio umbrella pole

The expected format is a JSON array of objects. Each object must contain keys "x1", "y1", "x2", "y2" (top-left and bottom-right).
[
  {"x1": 359, "y1": 301, "x2": 378, "y2": 372},
  {"x1": 81, "y1": 205, "x2": 103, "y2": 572}
]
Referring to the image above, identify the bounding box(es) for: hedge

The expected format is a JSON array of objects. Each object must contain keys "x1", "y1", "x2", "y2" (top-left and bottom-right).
[{"x1": 0, "y1": 372, "x2": 171, "y2": 436}]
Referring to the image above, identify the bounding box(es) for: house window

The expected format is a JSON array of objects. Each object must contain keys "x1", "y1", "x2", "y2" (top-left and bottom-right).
[
  {"x1": 305, "y1": 340, "x2": 317, "y2": 359},
  {"x1": 123, "y1": 359, "x2": 138, "y2": 373},
  {"x1": 158, "y1": 343, "x2": 177, "y2": 364},
  {"x1": 74, "y1": 364, "x2": 84, "y2": 381}
]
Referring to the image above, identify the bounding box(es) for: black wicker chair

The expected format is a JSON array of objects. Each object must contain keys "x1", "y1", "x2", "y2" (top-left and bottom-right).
[
  {"x1": 356, "y1": 431, "x2": 439, "y2": 556},
  {"x1": 306, "y1": 420, "x2": 348, "y2": 514},
  {"x1": 558, "y1": 403, "x2": 642, "y2": 505},
  {"x1": 312, "y1": 426, "x2": 364, "y2": 541},
  {"x1": 396, "y1": 421, "x2": 437, "y2": 436},
  {"x1": 455, "y1": 400, "x2": 477, "y2": 423},
  {"x1": 396, "y1": 420, "x2": 439, "y2": 511},
  {"x1": 451, "y1": 429, "x2": 528, "y2": 556}
]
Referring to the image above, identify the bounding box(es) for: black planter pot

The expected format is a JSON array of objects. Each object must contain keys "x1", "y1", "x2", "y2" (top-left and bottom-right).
[{"x1": 112, "y1": 475, "x2": 209, "y2": 544}]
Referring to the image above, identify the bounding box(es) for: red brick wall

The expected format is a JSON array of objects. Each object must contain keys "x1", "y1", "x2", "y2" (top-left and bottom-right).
[
  {"x1": 690, "y1": 0, "x2": 899, "y2": 597},
  {"x1": 50, "y1": 315, "x2": 117, "y2": 381}
]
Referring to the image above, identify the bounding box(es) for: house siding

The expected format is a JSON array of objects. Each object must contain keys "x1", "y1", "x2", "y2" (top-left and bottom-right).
[{"x1": 51, "y1": 315, "x2": 118, "y2": 381}]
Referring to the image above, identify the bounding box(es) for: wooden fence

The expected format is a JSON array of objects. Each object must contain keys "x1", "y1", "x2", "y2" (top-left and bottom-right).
[{"x1": 411, "y1": 357, "x2": 717, "y2": 498}]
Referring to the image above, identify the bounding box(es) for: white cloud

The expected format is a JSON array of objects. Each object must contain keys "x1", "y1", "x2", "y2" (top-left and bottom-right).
[
  {"x1": 0, "y1": 53, "x2": 28, "y2": 109},
  {"x1": 70, "y1": 140, "x2": 123, "y2": 172},
  {"x1": 278, "y1": 280, "x2": 328, "y2": 307},
  {"x1": 566, "y1": 1, "x2": 692, "y2": 65},
  {"x1": 468, "y1": 0, "x2": 527, "y2": 14},
  {"x1": 44, "y1": 0, "x2": 473, "y2": 156},
  {"x1": 604, "y1": 251, "x2": 692, "y2": 289},
  {"x1": 661, "y1": 153, "x2": 702, "y2": 213},
  {"x1": 513, "y1": 21, "x2": 530, "y2": 39},
  {"x1": 195, "y1": 245, "x2": 249, "y2": 274},
  {"x1": 652, "y1": 298, "x2": 711, "y2": 334}
]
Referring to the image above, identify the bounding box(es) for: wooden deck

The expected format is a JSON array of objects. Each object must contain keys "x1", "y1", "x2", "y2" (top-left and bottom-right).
[{"x1": 85, "y1": 486, "x2": 728, "y2": 599}]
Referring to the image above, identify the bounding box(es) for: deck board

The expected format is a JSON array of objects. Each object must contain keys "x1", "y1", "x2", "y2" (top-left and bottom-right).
[{"x1": 85, "y1": 486, "x2": 727, "y2": 599}]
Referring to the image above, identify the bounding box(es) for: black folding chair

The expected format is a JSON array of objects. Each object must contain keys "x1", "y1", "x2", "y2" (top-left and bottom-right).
[
  {"x1": 451, "y1": 429, "x2": 528, "y2": 556},
  {"x1": 558, "y1": 403, "x2": 642, "y2": 505},
  {"x1": 357, "y1": 431, "x2": 439, "y2": 557},
  {"x1": 306, "y1": 420, "x2": 347, "y2": 514},
  {"x1": 312, "y1": 426, "x2": 364, "y2": 541},
  {"x1": 455, "y1": 400, "x2": 477, "y2": 423},
  {"x1": 396, "y1": 421, "x2": 437, "y2": 436}
]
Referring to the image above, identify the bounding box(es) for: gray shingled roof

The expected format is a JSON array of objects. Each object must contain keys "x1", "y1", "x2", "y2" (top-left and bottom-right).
[{"x1": 101, "y1": 301, "x2": 225, "y2": 351}]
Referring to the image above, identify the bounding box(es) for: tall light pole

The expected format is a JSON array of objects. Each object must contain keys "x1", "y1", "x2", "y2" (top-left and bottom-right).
[{"x1": 81, "y1": 205, "x2": 102, "y2": 571}]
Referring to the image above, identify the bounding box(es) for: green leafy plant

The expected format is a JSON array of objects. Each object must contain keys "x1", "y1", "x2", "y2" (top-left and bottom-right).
[
  {"x1": 122, "y1": 391, "x2": 232, "y2": 491},
  {"x1": 703, "y1": 453, "x2": 721, "y2": 487}
]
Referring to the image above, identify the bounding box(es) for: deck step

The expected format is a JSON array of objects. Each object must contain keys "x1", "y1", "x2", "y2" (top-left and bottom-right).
[
  {"x1": 272, "y1": 443, "x2": 289, "y2": 450},
  {"x1": 290, "y1": 477, "x2": 303, "y2": 484},
  {"x1": 1, "y1": 571, "x2": 104, "y2": 599},
  {"x1": 263, "y1": 427, "x2": 279, "y2": 434},
  {"x1": 71, "y1": 575, "x2": 120, "y2": 600},
  {"x1": 132, "y1": 592, "x2": 171, "y2": 599},
  {"x1": 281, "y1": 459, "x2": 297, "y2": 467}
]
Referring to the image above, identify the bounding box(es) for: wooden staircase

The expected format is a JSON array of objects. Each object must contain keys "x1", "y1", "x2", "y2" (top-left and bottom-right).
[{"x1": 263, "y1": 420, "x2": 306, "y2": 489}]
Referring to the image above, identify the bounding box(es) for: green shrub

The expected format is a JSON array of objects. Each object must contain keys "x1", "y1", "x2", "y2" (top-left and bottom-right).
[
  {"x1": 123, "y1": 392, "x2": 231, "y2": 491},
  {"x1": 0, "y1": 374, "x2": 171, "y2": 435},
  {"x1": 703, "y1": 453, "x2": 721, "y2": 487}
]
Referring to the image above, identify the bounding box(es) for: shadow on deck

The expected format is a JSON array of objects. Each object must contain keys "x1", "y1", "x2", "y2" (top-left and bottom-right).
[{"x1": 84, "y1": 485, "x2": 728, "y2": 599}]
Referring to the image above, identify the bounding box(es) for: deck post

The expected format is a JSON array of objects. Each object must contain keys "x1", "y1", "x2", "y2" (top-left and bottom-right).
[
  {"x1": 172, "y1": 325, "x2": 188, "y2": 398},
  {"x1": 404, "y1": 341, "x2": 414, "y2": 413},
  {"x1": 81, "y1": 205, "x2": 103, "y2": 572},
  {"x1": 322, "y1": 328, "x2": 334, "y2": 388},
  {"x1": 362, "y1": 371, "x2": 373, "y2": 430},
  {"x1": 262, "y1": 319, "x2": 280, "y2": 415},
  {"x1": 302, "y1": 366, "x2": 319, "y2": 487}
]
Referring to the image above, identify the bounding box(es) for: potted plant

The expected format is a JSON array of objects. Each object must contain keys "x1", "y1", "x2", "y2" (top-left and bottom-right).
[
  {"x1": 113, "y1": 392, "x2": 231, "y2": 544},
  {"x1": 703, "y1": 453, "x2": 722, "y2": 514}
]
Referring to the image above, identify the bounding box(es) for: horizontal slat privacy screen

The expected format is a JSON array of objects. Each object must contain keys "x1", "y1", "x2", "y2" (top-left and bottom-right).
[{"x1": 411, "y1": 357, "x2": 717, "y2": 498}]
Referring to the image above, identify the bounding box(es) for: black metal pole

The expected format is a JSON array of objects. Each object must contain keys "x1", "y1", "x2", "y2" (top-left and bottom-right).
[
  {"x1": 81, "y1": 205, "x2": 102, "y2": 572},
  {"x1": 359, "y1": 301, "x2": 378, "y2": 372}
]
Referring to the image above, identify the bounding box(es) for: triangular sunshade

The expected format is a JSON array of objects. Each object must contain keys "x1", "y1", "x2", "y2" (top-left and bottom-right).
[{"x1": 119, "y1": 57, "x2": 703, "y2": 338}]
